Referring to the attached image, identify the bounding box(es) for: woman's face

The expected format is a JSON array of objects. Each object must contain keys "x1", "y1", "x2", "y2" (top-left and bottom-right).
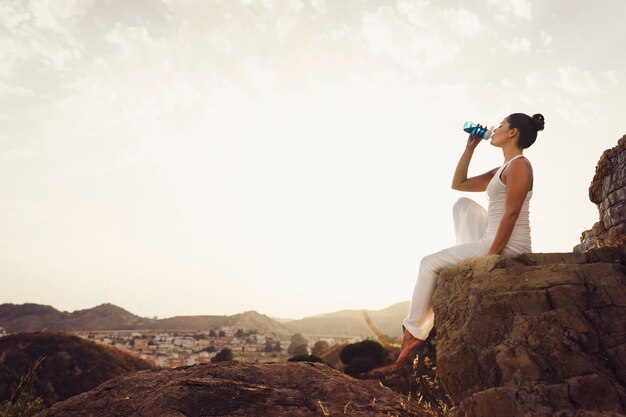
[{"x1": 489, "y1": 118, "x2": 514, "y2": 148}]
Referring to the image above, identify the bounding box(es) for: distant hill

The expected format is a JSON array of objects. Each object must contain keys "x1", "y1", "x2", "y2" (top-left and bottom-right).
[
  {"x1": 0, "y1": 332, "x2": 152, "y2": 407},
  {"x1": 0, "y1": 303, "x2": 290, "y2": 334},
  {"x1": 0, "y1": 303, "x2": 151, "y2": 332},
  {"x1": 0, "y1": 302, "x2": 409, "y2": 338},
  {"x1": 284, "y1": 302, "x2": 409, "y2": 339},
  {"x1": 151, "y1": 311, "x2": 289, "y2": 334}
]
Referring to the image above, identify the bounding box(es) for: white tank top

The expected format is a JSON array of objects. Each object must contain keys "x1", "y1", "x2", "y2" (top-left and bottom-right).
[{"x1": 484, "y1": 154, "x2": 532, "y2": 253}]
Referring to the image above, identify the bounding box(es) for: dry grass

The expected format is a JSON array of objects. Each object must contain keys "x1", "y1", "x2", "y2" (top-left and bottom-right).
[
  {"x1": 361, "y1": 313, "x2": 451, "y2": 416},
  {"x1": 0, "y1": 356, "x2": 47, "y2": 417}
]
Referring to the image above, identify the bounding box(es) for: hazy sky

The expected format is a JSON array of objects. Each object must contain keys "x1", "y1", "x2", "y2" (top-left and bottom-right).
[{"x1": 1, "y1": 0, "x2": 625, "y2": 320}]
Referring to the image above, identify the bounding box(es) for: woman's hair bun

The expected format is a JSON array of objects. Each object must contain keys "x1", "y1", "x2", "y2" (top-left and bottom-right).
[{"x1": 531, "y1": 113, "x2": 545, "y2": 132}]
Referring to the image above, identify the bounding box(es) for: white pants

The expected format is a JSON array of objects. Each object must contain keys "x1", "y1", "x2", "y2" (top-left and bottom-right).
[{"x1": 402, "y1": 197, "x2": 518, "y2": 340}]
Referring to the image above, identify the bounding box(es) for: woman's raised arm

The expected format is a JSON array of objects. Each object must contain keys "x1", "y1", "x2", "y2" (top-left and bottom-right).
[{"x1": 451, "y1": 134, "x2": 498, "y2": 192}]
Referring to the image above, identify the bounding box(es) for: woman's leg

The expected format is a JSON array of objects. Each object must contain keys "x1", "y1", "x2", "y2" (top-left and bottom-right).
[
  {"x1": 397, "y1": 198, "x2": 490, "y2": 367},
  {"x1": 402, "y1": 239, "x2": 492, "y2": 341},
  {"x1": 453, "y1": 197, "x2": 488, "y2": 245}
]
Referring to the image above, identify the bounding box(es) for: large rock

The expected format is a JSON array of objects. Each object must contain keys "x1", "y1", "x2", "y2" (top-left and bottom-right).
[
  {"x1": 35, "y1": 362, "x2": 431, "y2": 417},
  {"x1": 575, "y1": 135, "x2": 626, "y2": 253},
  {"x1": 433, "y1": 246, "x2": 626, "y2": 417}
]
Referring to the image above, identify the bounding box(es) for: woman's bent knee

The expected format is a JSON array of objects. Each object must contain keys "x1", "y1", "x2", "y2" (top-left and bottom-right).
[
  {"x1": 419, "y1": 253, "x2": 442, "y2": 274},
  {"x1": 453, "y1": 197, "x2": 474, "y2": 211}
]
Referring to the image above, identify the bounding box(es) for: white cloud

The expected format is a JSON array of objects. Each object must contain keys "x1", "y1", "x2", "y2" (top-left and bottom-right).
[
  {"x1": 0, "y1": 1, "x2": 31, "y2": 33},
  {"x1": 0, "y1": 80, "x2": 34, "y2": 97},
  {"x1": 493, "y1": 13, "x2": 506, "y2": 25},
  {"x1": 362, "y1": 6, "x2": 459, "y2": 74},
  {"x1": 443, "y1": 7, "x2": 484, "y2": 38},
  {"x1": 525, "y1": 73, "x2": 538, "y2": 87},
  {"x1": 500, "y1": 78, "x2": 513, "y2": 88},
  {"x1": 239, "y1": 0, "x2": 275, "y2": 9},
  {"x1": 0, "y1": 0, "x2": 87, "y2": 87},
  {"x1": 487, "y1": 0, "x2": 532, "y2": 20},
  {"x1": 104, "y1": 24, "x2": 155, "y2": 51},
  {"x1": 276, "y1": 14, "x2": 296, "y2": 43},
  {"x1": 557, "y1": 66, "x2": 600, "y2": 96},
  {"x1": 311, "y1": 0, "x2": 326, "y2": 14},
  {"x1": 502, "y1": 36, "x2": 531, "y2": 53},
  {"x1": 29, "y1": 0, "x2": 90, "y2": 37},
  {"x1": 395, "y1": 0, "x2": 431, "y2": 27},
  {"x1": 286, "y1": 0, "x2": 303, "y2": 13},
  {"x1": 603, "y1": 70, "x2": 619, "y2": 85},
  {"x1": 540, "y1": 31, "x2": 552, "y2": 46},
  {"x1": 553, "y1": 95, "x2": 601, "y2": 125},
  {"x1": 36, "y1": 43, "x2": 82, "y2": 70}
]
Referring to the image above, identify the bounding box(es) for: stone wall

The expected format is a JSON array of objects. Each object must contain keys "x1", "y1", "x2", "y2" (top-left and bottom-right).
[{"x1": 575, "y1": 135, "x2": 626, "y2": 253}]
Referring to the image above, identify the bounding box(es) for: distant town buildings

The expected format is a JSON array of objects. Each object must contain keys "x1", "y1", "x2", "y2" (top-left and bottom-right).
[
  {"x1": 0, "y1": 323, "x2": 364, "y2": 368},
  {"x1": 71, "y1": 327, "x2": 298, "y2": 368}
]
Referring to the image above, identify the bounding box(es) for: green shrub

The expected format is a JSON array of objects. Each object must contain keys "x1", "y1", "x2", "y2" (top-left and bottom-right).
[
  {"x1": 287, "y1": 354, "x2": 324, "y2": 363},
  {"x1": 211, "y1": 348, "x2": 234, "y2": 362},
  {"x1": 344, "y1": 356, "x2": 376, "y2": 377},
  {"x1": 339, "y1": 340, "x2": 388, "y2": 377},
  {"x1": 339, "y1": 340, "x2": 387, "y2": 366}
]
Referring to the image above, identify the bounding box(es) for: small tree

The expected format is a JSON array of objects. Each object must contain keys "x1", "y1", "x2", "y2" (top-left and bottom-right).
[
  {"x1": 212, "y1": 348, "x2": 234, "y2": 363},
  {"x1": 263, "y1": 340, "x2": 282, "y2": 353},
  {"x1": 290, "y1": 344, "x2": 308, "y2": 356},
  {"x1": 287, "y1": 333, "x2": 308, "y2": 355},
  {"x1": 311, "y1": 340, "x2": 329, "y2": 356}
]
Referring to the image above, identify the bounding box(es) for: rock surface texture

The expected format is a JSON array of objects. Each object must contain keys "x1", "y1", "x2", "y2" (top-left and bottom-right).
[
  {"x1": 575, "y1": 135, "x2": 626, "y2": 253},
  {"x1": 35, "y1": 362, "x2": 430, "y2": 417},
  {"x1": 433, "y1": 246, "x2": 626, "y2": 417}
]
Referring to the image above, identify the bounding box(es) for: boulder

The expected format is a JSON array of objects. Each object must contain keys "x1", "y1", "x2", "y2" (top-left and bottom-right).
[
  {"x1": 433, "y1": 246, "x2": 626, "y2": 416},
  {"x1": 575, "y1": 135, "x2": 626, "y2": 253},
  {"x1": 35, "y1": 362, "x2": 431, "y2": 417}
]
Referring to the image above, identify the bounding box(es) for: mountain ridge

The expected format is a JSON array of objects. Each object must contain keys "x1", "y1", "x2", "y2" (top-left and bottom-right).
[
  {"x1": 284, "y1": 301, "x2": 409, "y2": 338},
  {"x1": 0, "y1": 301, "x2": 409, "y2": 337}
]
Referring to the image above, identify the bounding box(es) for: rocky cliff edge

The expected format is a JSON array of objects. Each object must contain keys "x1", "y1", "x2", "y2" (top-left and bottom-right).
[
  {"x1": 433, "y1": 246, "x2": 626, "y2": 417},
  {"x1": 575, "y1": 135, "x2": 626, "y2": 253}
]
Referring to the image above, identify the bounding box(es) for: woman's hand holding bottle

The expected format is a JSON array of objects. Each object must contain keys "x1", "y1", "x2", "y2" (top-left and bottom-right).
[
  {"x1": 463, "y1": 122, "x2": 491, "y2": 150},
  {"x1": 466, "y1": 131, "x2": 483, "y2": 150}
]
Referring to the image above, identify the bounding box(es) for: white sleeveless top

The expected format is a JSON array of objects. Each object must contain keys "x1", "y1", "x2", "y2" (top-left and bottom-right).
[{"x1": 484, "y1": 154, "x2": 532, "y2": 254}]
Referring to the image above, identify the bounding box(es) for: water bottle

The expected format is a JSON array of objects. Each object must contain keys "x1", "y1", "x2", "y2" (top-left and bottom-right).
[{"x1": 463, "y1": 121, "x2": 493, "y2": 139}]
